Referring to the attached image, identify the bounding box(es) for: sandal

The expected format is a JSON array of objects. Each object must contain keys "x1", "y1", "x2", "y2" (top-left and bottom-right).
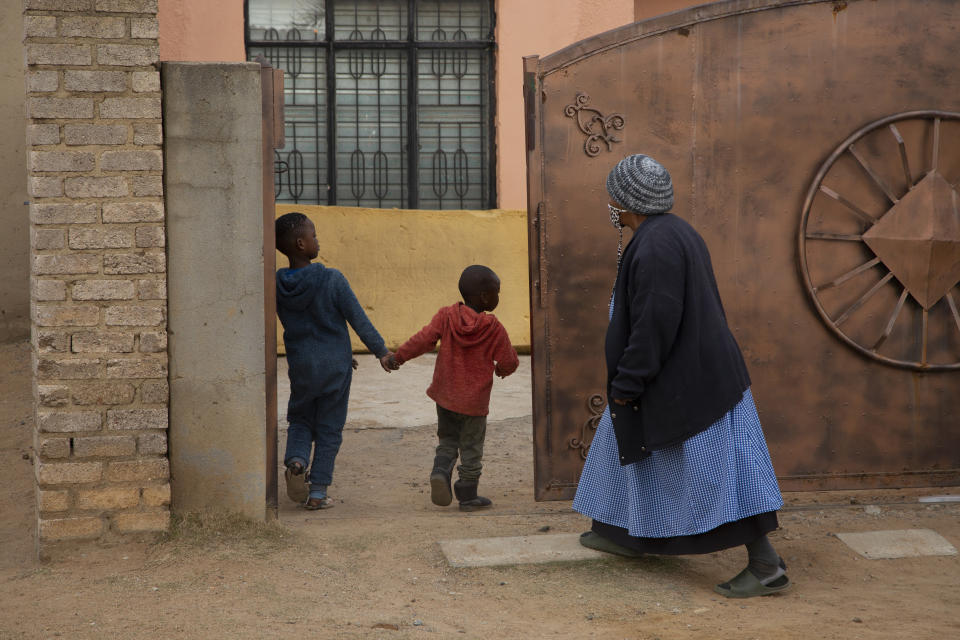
[
  {"x1": 284, "y1": 466, "x2": 309, "y2": 504},
  {"x1": 304, "y1": 496, "x2": 334, "y2": 510},
  {"x1": 578, "y1": 531, "x2": 645, "y2": 558},
  {"x1": 714, "y1": 563, "x2": 790, "y2": 598}
]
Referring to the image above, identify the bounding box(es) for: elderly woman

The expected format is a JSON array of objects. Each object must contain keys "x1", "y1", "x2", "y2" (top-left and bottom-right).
[{"x1": 572, "y1": 154, "x2": 789, "y2": 598}]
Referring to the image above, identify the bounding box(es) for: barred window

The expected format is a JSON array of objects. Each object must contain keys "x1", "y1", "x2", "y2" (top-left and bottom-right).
[{"x1": 246, "y1": 0, "x2": 496, "y2": 209}]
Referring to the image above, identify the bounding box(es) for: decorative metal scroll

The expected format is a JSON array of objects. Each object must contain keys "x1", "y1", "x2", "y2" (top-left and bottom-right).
[
  {"x1": 799, "y1": 110, "x2": 960, "y2": 371},
  {"x1": 570, "y1": 393, "x2": 605, "y2": 459},
  {"x1": 563, "y1": 92, "x2": 625, "y2": 157}
]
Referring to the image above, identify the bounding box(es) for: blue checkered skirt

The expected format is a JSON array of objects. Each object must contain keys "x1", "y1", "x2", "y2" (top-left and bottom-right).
[{"x1": 572, "y1": 387, "x2": 783, "y2": 539}]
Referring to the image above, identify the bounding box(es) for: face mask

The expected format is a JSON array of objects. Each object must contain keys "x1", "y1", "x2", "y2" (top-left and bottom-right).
[{"x1": 607, "y1": 204, "x2": 627, "y2": 272}]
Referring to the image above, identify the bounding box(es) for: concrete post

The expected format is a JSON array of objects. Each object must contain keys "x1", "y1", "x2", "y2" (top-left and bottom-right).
[{"x1": 162, "y1": 62, "x2": 268, "y2": 519}]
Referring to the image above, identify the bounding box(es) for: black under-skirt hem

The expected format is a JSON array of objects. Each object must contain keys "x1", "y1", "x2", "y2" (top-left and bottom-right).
[{"x1": 591, "y1": 511, "x2": 779, "y2": 556}]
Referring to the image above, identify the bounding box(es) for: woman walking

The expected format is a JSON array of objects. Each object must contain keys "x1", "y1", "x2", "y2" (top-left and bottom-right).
[{"x1": 572, "y1": 154, "x2": 789, "y2": 598}]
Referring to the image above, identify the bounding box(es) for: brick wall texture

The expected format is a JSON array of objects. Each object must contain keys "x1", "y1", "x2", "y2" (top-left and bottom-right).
[{"x1": 24, "y1": 0, "x2": 170, "y2": 546}]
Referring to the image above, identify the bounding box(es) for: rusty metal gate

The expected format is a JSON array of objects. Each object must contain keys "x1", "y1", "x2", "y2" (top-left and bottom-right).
[
  {"x1": 260, "y1": 61, "x2": 284, "y2": 518},
  {"x1": 524, "y1": 0, "x2": 960, "y2": 500}
]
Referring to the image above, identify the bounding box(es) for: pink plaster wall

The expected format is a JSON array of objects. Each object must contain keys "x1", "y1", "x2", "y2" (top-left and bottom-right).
[
  {"x1": 155, "y1": 0, "x2": 699, "y2": 208},
  {"x1": 634, "y1": 0, "x2": 703, "y2": 21},
  {"x1": 497, "y1": 0, "x2": 704, "y2": 209},
  {"x1": 496, "y1": 0, "x2": 636, "y2": 209},
  {"x1": 158, "y1": 0, "x2": 245, "y2": 62}
]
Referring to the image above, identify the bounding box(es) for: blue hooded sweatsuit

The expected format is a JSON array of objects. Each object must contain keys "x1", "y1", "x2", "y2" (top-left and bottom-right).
[{"x1": 276, "y1": 262, "x2": 388, "y2": 488}]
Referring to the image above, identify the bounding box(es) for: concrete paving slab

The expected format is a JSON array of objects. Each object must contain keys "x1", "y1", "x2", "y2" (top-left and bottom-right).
[
  {"x1": 439, "y1": 533, "x2": 605, "y2": 567},
  {"x1": 918, "y1": 495, "x2": 960, "y2": 503},
  {"x1": 835, "y1": 529, "x2": 958, "y2": 559}
]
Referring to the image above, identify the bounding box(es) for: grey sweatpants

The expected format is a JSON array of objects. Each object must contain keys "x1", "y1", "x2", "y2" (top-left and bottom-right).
[{"x1": 436, "y1": 404, "x2": 487, "y2": 482}]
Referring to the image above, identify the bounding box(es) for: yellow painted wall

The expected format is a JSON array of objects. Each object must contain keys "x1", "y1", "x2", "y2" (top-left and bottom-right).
[{"x1": 276, "y1": 206, "x2": 530, "y2": 354}]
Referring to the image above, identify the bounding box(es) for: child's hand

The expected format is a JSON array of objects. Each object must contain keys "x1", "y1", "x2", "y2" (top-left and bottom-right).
[
  {"x1": 352, "y1": 357, "x2": 359, "y2": 370},
  {"x1": 380, "y1": 351, "x2": 400, "y2": 372}
]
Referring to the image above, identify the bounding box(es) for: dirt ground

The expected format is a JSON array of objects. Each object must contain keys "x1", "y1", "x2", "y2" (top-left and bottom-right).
[{"x1": 1, "y1": 340, "x2": 959, "y2": 639}]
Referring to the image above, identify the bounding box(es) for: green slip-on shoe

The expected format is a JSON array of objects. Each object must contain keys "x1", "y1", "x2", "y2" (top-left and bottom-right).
[
  {"x1": 714, "y1": 568, "x2": 790, "y2": 598},
  {"x1": 578, "y1": 531, "x2": 645, "y2": 558}
]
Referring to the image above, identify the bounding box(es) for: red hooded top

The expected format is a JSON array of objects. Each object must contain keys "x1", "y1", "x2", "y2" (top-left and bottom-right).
[{"x1": 394, "y1": 302, "x2": 519, "y2": 416}]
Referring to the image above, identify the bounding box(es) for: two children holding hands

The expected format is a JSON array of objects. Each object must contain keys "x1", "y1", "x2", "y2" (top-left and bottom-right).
[{"x1": 274, "y1": 212, "x2": 518, "y2": 511}]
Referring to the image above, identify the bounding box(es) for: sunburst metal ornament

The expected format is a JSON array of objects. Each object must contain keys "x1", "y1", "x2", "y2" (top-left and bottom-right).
[{"x1": 799, "y1": 111, "x2": 960, "y2": 371}]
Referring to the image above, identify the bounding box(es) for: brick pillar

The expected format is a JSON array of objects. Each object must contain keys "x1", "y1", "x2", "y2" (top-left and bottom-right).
[{"x1": 24, "y1": 0, "x2": 170, "y2": 553}]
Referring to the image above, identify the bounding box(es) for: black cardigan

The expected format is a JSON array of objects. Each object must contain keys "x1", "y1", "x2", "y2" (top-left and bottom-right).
[{"x1": 605, "y1": 214, "x2": 750, "y2": 466}]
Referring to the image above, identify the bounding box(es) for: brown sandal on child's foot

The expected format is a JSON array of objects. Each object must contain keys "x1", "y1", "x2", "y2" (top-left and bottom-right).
[
  {"x1": 304, "y1": 496, "x2": 334, "y2": 510},
  {"x1": 284, "y1": 465, "x2": 309, "y2": 504}
]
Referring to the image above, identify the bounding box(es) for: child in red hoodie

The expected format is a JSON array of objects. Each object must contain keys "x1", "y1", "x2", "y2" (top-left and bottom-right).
[{"x1": 390, "y1": 265, "x2": 519, "y2": 510}]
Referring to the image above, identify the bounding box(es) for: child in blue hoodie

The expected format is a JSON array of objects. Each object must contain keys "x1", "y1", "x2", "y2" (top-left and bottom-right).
[{"x1": 275, "y1": 212, "x2": 396, "y2": 509}]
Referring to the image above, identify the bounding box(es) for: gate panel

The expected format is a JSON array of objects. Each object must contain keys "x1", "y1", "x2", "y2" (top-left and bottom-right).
[{"x1": 526, "y1": 0, "x2": 960, "y2": 500}]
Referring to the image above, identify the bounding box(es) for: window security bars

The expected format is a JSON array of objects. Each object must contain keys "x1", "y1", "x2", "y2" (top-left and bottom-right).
[{"x1": 246, "y1": 0, "x2": 496, "y2": 209}]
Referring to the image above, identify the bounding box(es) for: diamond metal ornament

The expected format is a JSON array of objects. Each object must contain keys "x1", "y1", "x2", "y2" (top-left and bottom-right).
[{"x1": 862, "y1": 172, "x2": 960, "y2": 310}]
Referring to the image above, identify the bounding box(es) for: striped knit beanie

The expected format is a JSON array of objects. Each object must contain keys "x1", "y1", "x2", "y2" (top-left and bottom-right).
[{"x1": 606, "y1": 154, "x2": 673, "y2": 215}]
